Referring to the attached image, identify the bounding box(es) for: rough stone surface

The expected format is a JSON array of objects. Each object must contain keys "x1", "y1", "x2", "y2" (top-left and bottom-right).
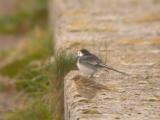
[{"x1": 53, "y1": 0, "x2": 160, "y2": 120}]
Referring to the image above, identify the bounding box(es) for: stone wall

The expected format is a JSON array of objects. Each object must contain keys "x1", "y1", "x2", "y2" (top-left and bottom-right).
[{"x1": 52, "y1": 0, "x2": 160, "y2": 119}]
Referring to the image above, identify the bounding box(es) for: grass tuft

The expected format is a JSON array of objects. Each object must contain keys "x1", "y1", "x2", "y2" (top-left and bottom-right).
[
  {"x1": 45, "y1": 51, "x2": 76, "y2": 119},
  {"x1": 52, "y1": 51, "x2": 76, "y2": 81},
  {"x1": 6, "y1": 50, "x2": 76, "y2": 120}
]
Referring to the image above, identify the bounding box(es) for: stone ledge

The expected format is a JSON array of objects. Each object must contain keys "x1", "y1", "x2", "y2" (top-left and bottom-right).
[
  {"x1": 52, "y1": 0, "x2": 160, "y2": 120},
  {"x1": 64, "y1": 70, "x2": 160, "y2": 120}
]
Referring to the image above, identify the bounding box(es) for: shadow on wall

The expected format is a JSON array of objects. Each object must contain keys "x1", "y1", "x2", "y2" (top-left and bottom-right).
[{"x1": 71, "y1": 75, "x2": 114, "y2": 99}]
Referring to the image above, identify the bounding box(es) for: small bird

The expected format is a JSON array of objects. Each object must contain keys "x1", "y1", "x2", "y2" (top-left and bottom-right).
[{"x1": 77, "y1": 49, "x2": 129, "y2": 77}]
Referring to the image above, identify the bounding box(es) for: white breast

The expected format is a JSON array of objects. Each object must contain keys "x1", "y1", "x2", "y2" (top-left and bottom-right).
[{"x1": 77, "y1": 60, "x2": 96, "y2": 75}]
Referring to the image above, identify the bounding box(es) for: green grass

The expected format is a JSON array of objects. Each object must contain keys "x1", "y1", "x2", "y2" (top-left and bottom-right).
[
  {"x1": 51, "y1": 51, "x2": 76, "y2": 82},
  {"x1": 16, "y1": 65, "x2": 50, "y2": 95},
  {"x1": 6, "y1": 100, "x2": 52, "y2": 120},
  {"x1": 0, "y1": 0, "x2": 48, "y2": 34},
  {"x1": 0, "y1": 50, "x2": 9, "y2": 60},
  {"x1": 0, "y1": 0, "x2": 77, "y2": 119},
  {"x1": 0, "y1": 29, "x2": 53, "y2": 77},
  {"x1": 44, "y1": 52, "x2": 76, "y2": 119},
  {"x1": 5, "y1": 50, "x2": 76, "y2": 120},
  {"x1": 0, "y1": 83, "x2": 6, "y2": 92}
]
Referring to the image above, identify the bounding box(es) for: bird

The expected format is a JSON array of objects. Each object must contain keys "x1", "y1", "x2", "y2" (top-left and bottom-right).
[{"x1": 77, "y1": 49, "x2": 129, "y2": 77}]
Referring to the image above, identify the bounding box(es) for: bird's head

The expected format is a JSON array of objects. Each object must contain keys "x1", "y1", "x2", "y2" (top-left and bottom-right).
[{"x1": 77, "y1": 49, "x2": 91, "y2": 57}]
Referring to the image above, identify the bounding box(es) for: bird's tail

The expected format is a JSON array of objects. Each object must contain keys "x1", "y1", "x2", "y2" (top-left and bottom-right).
[{"x1": 99, "y1": 64, "x2": 130, "y2": 76}]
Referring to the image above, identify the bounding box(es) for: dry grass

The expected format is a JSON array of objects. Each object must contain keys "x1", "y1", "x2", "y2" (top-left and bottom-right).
[
  {"x1": 68, "y1": 19, "x2": 117, "y2": 32},
  {"x1": 0, "y1": 28, "x2": 53, "y2": 77},
  {"x1": 117, "y1": 37, "x2": 160, "y2": 46},
  {"x1": 62, "y1": 40, "x2": 92, "y2": 51},
  {"x1": 124, "y1": 12, "x2": 160, "y2": 23},
  {"x1": 5, "y1": 50, "x2": 76, "y2": 120},
  {"x1": 61, "y1": 10, "x2": 87, "y2": 17}
]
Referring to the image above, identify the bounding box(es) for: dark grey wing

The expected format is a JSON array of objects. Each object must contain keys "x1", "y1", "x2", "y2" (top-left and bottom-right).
[
  {"x1": 79, "y1": 55, "x2": 102, "y2": 66},
  {"x1": 79, "y1": 55, "x2": 130, "y2": 76},
  {"x1": 90, "y1": 53, "x2": 103, "y2": 63}
]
